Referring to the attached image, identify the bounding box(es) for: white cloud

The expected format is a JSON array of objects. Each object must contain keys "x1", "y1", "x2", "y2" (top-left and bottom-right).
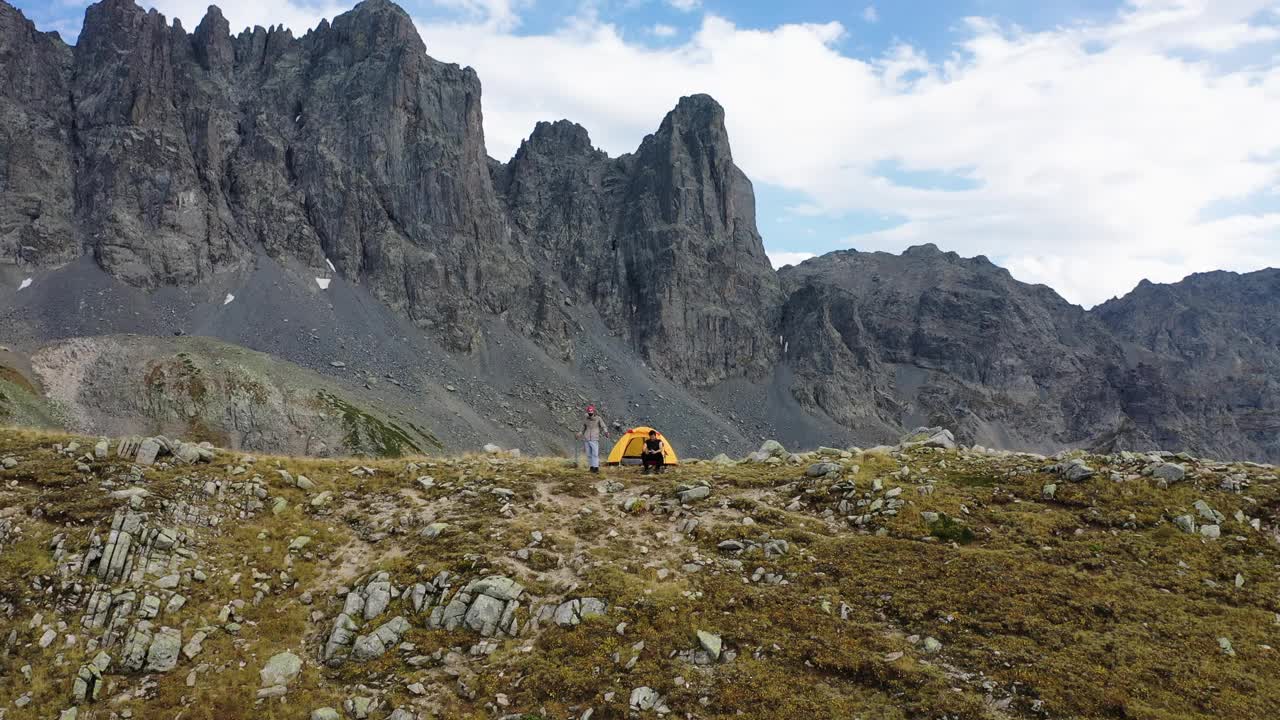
[
  {"x1": 666, "y1": 0, "x2": 700, "y2": 12},
  {"x1": 651, "y1": 23, "x2": 678, "y2": 38},
  {"x1": 862, "y1": 6, "x2": 878, "y2": 23},
  {"x1": 413, "y1": 0, "x2": 1280, "y2": 307},
  {"x1": 768, "y1": 252, "x2": 817, "y2": 269}
]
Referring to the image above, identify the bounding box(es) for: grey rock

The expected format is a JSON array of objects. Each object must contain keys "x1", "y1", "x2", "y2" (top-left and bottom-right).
[
  {"x1": 1059, "y1": 459, "x2": 1095, "y2": 482},
  {"x1": 1199, "y1": 524, "x2": 1221, "y2": 539},
  {"x1": 311, "y1": 709, "x2": 342, "y2": 720},
  {"x1": 259, "y1": 652, "x2": 303, "y2": 687},
  {"x1": 550, "y1": 597, "x2": 608, "y2": 627},
  {"x1": 900, "y1": 427, "x2": 957, "y2": 450},
  {"x1": 352, "y1": 617, "x2": 410, "y2": 661},
  {"x1": 1153, "y1": 463, "x2": 1186, "y2": 484},
  {"x1": 135, "y1": 438, "x2": 162, "y2": 467},
  {"x1": 1193, "y1": 500, "x2": 1224, "y2": 525},
  {"x1": 1173, "y1": 515, "x2": 1197, "y2": 534},
  {"x1": 144, "y1": 627, "x2": 182, "y2": 673},
  {"x1": 630, "y1": 686, "x2": 661, "y2": 711},
  {"x1": 696, "y1": 630, "x2": 722, "y2": 660},
  {"x1": 675, "y1": 484, "x2": 711, "y2": 503},
  {"x1": 182, "y1": 631, "x2": 207, "y2": 660},
  {"x1": 805, "y1": 462, "x2": 842, "y2": 478}
]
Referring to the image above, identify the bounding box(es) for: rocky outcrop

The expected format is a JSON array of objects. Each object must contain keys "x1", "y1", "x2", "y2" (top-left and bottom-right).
[
  {"x1": 1093, "y1": 269, "x2": 1280, "y2": 460},
  {"x1": 0, "y1": 2, "x2": 75, "y2": 268},
  {"x1": 0, "y1": 0, "x2": 777, "y2": 388},
  {"x1": 493, "y1": 96, "x2": 782, "y2": 384},
  {"x1": 779, "y1": 249, "x2": 1280, "y2": 461}
]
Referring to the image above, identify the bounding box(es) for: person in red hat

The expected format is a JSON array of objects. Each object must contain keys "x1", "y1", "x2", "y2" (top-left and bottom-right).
[{"x1": 578, "y1": 405, "x2": 609, "y2": 473}]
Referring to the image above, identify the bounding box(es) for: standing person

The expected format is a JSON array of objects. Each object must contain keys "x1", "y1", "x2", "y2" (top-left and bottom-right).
[
  {"x1": 579, "y1": 405, "x2": 609, "y2": 473},
  {"x1": 641, "y1": 429, "x2": 665, "y2": 475}
]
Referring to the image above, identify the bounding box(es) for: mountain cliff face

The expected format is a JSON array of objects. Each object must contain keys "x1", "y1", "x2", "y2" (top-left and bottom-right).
[
  {"x1": 1093, "y1": 269, "x2": 1280, "y2": 459},
  {"x1": 0, "y1": 0, "x2": 777, "y2": 386},
  {"x1": 779, "y1": 249, "x2": 1280, "y2": 461},
  {"x1": 492, "y1": 97, "x2": 781, "y2": 385}
]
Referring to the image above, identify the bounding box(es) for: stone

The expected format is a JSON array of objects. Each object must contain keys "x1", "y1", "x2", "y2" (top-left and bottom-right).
[
  {"x1": 1193, "y1": 500, "x2": 1224, "y2": 524},
  {"x1": 346, "y1": 696, "x2": 377, "y2": 719},
  {"x1": 352, "y1": 617, "x2": 410, "y2": 661},
  {"x1": 135, "y1": 438, "x2": 162, "y2": 466},
  {"x1": 289, "y1": 536, "x2": 312, "y2": 552},
  {"x1": 1152, "y1": 463, "x2": 1186, "y2": 484},
  {"x1": 182, "y1": 631, "x2": 207, "y2": 660},
  {"x1": 1059, "y1": 459, "x2": 1095, "y2": 482},
  {"x1": 1218, "y1": 637, "x2": 1236, "y2": 656},
  {"x1": 757, "y1": 440, "x2": 787, "y2": 458},
  {"x1": 145, "y1": 627, "x2": 182, "y2": 673},
  {"x1": 676, "y1": 484, "x2": 711, "y2": 503},
  {"x1": 696, "y1": 630, "x2": 722, "y2": 660},
  {"x1": 296, "y1": 475, "x2": 315, "y2": 491},
  {"x1": 1042, "y1": 483, "x2": 1057, "y2": 500},
  {"x1": 421, "y1": 522, "x2": 449, "y2": 539},
  {"x1": 1199, "y1": 524, "x2": 1221, "y2": 539},
  {"x1": 257, "y1": 685, "x2": 288, "y2": 699},
  {"x1": 1173, "y1": 515, "x2": 1196, "y2": 534},
  {"x1": 710, "y1": 453, "x2": 733, "y2": 465},
  {"x1": 260, "y1": 652, "x2": 303, "y2": 687},
  {"x1": 900, "y1": 427, "x2": 956, "y2": 450},
  {"x1": 922, "y1": 637, "x2": 943, "y2": 654},
  {"x1": 311, "y1": 709, "x2": 341, "y2": 720},
  {"x1": 805, "y1": 462, "x2": 842, "y2": 478},
  {"x1": 630, "y1": 686, "x2": 661, "y2": 711},
  {"x1": 550, "y1": 598, "x2": 607, "y2": 627}
]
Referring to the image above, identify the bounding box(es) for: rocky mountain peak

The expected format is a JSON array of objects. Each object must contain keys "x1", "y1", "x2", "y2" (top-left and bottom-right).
[
  {"x1": 660, "y1": 92, "x2": 726, "y2": 133},
  {"x1": 324, "y1": 0, "x2": 426, "y2": 57},
  {"x1": 523, "y1": 120, "x2": 598, "y2": 155},
  {"x1": 192, "y1": 5, "x2": 233, "y2": 72}
]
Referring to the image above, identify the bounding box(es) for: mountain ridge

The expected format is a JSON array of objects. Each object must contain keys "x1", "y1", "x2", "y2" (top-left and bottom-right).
[{"x1": 1, "y1": 0, "x2": 1278, "y2": 462}]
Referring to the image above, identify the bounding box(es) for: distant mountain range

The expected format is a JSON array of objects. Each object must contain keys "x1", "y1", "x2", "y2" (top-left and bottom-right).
[{"x1": 1, "y1": 0, "x2": 1276, "y2": 460}]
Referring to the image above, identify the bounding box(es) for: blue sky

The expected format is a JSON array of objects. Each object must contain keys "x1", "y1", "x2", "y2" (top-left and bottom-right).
[{"x1": 16, "y1": 0, "x2": 1280, "y2": 306}]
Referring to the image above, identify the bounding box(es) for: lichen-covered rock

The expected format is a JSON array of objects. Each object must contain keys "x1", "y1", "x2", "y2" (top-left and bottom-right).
[
  {"x1": 260, "y1": 652, "x2": 303, "y2": 687},
  {"x1": 145, "y1": 627, "x2": 182, "y2": 673}
]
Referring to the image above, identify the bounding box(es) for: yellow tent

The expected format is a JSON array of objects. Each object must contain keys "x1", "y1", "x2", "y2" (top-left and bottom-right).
[{"x1": 606, "y1": 426, "x2": 680, "y2": 466}]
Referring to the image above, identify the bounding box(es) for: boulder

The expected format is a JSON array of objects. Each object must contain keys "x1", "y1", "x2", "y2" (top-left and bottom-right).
[
  {"x1": 1152, "y1": 463, "x2": 1186, "y2": 484},
  {"x1": 805, "y1": 462, "x2": 842, "y2": 478},
  {"x1": 900, "y1": 427, "x2": 956, "y2": 450},
  {"x1": 259, "y1": 652, "x2": 303, "y2": 687},
  {"x1": 135, "y1": 438, "x2": 162, "y2": 466},
  {"x1": 696, "y1": 630, "x2": 722, "y2": 660},
  {"x1": 144, "y1": 628, "x2": 182, "y2": 673}
]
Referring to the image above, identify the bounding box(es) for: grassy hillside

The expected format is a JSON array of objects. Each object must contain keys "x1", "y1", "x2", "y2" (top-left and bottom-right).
[{"x1": 0, "y1": 427, "x2": 1277, "y2": 719}]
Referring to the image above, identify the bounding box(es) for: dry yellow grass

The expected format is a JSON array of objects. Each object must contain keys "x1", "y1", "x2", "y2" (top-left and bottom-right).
[{"x1": 0, "y1": 427, "x2": 1277, "y2": 719}]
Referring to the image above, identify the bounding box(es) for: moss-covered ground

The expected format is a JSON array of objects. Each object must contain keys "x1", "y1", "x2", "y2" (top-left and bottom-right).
[{"x1": 0, "y1": 426, "x2": 1277, "y2": 719}]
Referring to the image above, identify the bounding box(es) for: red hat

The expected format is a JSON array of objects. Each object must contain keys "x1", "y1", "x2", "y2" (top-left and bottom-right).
[{"x1": 586, "y1": 405, "x2": 596, "y2": 413}]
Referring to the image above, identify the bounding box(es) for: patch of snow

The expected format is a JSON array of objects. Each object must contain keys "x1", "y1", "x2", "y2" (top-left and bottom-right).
[
  {"x1": 325, "y1": 257, "x2": 335, "y2": 272},
  {"x1": 315, "y1": 277, "x2": 331, "y2": 290},
  {"x1": 295, "y1": 114, "x2": 301, "y2": 122},
  {"x1": 223, "y1": 293, "x2": 235, "y2": 305},
  {"x1": 18, "y1": 278, "x2": 32, "y2": 291}
]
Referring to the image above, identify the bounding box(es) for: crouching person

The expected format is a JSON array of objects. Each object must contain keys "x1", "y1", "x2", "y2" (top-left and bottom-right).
[{"x1": 642, "y1": 430, "x2": 665, "y2": 474}]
